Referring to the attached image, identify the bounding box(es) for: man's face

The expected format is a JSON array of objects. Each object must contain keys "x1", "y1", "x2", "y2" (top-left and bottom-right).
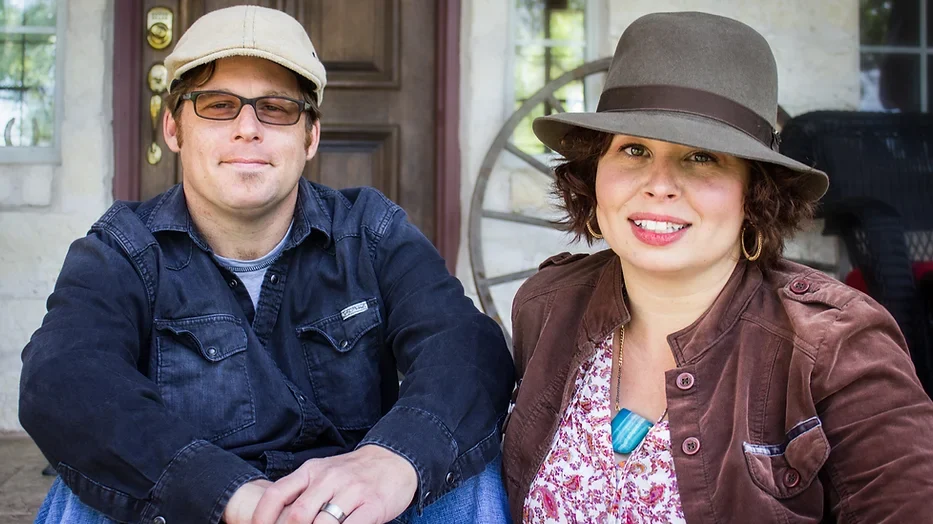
[{"x1": 163, "y1": 56, "x2": 319, "y2": 221}]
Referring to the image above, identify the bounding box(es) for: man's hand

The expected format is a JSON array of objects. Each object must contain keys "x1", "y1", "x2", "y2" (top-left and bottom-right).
[
  {"x1": 224, "y1": 479, "x2": 274, "y2": 524},
  {"x1": 250, "y1": 445, "x2": 419, "y2": 524}
]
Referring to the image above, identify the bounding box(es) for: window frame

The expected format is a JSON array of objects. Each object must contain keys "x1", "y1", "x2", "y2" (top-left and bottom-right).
[
  {"x1": 0, "y1": 0, "x2": 66, "y2": 164},
  {"x1": 860, "y1": 0, "x2": 930, "y2": 112},
  {"x1": 505, "y1": 0, "x2": 603, "y2": 131}
]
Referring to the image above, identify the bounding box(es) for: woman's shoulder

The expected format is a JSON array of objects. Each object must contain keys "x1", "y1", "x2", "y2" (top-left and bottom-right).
[
  {"x1": 760, "y1": 258, "x2": 898, "y2": 349},
  {"x1": 513, "y1": 249, "x2": 616, "y2": 308},
  {"x1": 767, "y1": 258, "x2": 874, "y2": 310}
]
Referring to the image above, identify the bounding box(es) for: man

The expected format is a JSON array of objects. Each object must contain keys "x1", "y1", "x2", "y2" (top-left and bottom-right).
[{"x1": 20, "y1": 6, "x2": 513, "y2": 524}]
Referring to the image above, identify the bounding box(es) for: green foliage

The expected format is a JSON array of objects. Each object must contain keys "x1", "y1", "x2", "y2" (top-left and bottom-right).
[{"x1": 860, "y1": 0, "x2": 893, "y2": 46}]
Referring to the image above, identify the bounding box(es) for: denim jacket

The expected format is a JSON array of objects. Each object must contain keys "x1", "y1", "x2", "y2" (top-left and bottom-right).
[{"x1": 20, "y1": 179, "x2": 515, "y2": 524}]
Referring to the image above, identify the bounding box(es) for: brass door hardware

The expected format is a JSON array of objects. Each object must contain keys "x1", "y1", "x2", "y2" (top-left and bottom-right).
[
  {"x1": 146, "y1": 7, "x2": 173, "y2": 50},
  {"x1": 148, "y1": 64, "x2": 168, "y2": 94},
  {"x1": 147, "y1": 94, "x2": 163, "y2": 165},
  {"x1": 144, "y1": 4, "x2": 172, "y2": 166}
]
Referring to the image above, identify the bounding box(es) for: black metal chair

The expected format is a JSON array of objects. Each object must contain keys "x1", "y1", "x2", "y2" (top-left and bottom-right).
[{"x1": 781, "y1": 111, "x2": 933, "y2": 396}]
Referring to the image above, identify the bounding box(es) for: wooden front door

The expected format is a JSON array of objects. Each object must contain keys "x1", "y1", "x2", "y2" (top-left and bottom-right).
[{"x1": 131, "y1": 0, "x2": 441, "y2": 243}]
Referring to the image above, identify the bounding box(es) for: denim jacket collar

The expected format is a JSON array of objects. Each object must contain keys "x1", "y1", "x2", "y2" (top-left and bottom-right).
[{"x1": 143, "y1": 178, "x2": 333, "y2": 255}]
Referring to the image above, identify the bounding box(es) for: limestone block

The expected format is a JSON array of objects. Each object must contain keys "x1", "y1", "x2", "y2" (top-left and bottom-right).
[
  {"x1": 509, "y1": 166, "x2": 556, "y2": 216},
  {"x1": 0, "y1": 298, "x2": 48, "y2": 431},
  {"x1": 0, "y1": 354, "x2": 25, "y2": 431},
  {"x1": 21, "y1": 168, "x2": 54, "y2": 206},
  {"x1": 0, "y1": 173, "x2": 17, "y2": 204},
  {"x1": 784, "y1": 219, "x2": 841, "y2": 276},
  {"x1": 0, "y1": 212, "x2": 98, "y2": 298}
]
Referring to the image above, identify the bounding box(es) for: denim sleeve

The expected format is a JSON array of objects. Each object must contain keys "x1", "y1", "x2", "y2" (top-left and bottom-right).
[
  {"x1": 19, "y1": 231, "x2": 264, "y2": 524},
  {"x1": 357, "y1": 206, "x2": 515, "y2": 512}
]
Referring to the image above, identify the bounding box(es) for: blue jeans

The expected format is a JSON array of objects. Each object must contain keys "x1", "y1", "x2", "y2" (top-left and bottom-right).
[{"x1": 35, "y1": 456, "x2": 512, "y2": 524}]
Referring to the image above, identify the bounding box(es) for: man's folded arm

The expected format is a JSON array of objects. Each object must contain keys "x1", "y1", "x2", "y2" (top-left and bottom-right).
[
  {"x1": 358, "y1": 205, "x2": 515, "y2": 511},
  {"x1": 19, "y1": 231, "x2": 264, "y2": 524}
]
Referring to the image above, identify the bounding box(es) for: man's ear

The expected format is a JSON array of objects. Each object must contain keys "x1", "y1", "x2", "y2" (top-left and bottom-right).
[
  {"x1": 163, "y1": 107, "x2": 181, "y2": 153},
  {"x1": 306, "y1": 120, "x2": 321, "y2": 161}
]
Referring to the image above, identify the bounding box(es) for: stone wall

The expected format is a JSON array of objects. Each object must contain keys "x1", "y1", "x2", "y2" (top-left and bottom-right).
[{"x1": 0, "y1": 0, "x2": 113, "y2": 431}]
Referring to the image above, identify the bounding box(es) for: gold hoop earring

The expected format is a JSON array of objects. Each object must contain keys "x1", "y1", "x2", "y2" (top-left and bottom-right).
[
  {"x1": 586, "y1": 218, "x2": 603, "y2": 239},
  {"x1": 741, "y1": 226, "x2": 763, "y2": 261}
]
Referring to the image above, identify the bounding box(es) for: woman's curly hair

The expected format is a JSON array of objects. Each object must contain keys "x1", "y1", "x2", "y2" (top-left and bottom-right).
[{"x1": 551, "y1": 127, "x2": 818, "y2": 269}]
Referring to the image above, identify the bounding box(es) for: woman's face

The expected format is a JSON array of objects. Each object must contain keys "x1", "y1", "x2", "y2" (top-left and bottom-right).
[{"x1": 594, "y1": 134, "x2": 750, "y2": 277}]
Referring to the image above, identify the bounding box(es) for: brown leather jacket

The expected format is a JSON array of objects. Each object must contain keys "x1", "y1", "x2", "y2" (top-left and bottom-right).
[{"x1": 502, "y1": 250, "x2": 933, "y2": 523}]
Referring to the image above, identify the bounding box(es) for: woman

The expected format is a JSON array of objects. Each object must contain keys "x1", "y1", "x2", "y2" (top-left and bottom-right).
[{"x1": 501, "y1": 11, "x2": 933, "y2": 524}]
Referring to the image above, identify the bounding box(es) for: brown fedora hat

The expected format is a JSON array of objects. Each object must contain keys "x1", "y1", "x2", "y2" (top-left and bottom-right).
[{"x1": 533, "y1": 11, "x2": 829, "y2": 200}]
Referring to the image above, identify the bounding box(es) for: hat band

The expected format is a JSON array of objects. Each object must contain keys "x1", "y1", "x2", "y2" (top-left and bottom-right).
[{"x1": 596, "y1": 85, "x2": 780, "y2": 152}]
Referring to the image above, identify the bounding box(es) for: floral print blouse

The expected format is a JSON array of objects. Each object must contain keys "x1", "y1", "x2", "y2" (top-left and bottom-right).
[{"x1": 523, "y1": 332, "x2": 686, "y2": 523}]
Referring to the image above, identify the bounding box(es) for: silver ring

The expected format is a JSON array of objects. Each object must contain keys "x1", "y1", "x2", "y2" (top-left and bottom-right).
[{"x1": 320, "y1": 502, "x2": 348, "y2": 524}]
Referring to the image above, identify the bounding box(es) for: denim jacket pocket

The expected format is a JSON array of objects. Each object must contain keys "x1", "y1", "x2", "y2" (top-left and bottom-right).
[
  {"x1": 743, "y1": 416, "x2": 830, "y2": 499},
  {"x1": 154, "y1": 314, "x2": 255, "y2": 441},
  {"x1": 296, "y1": 299, "x2": 383, "y2": 430}
]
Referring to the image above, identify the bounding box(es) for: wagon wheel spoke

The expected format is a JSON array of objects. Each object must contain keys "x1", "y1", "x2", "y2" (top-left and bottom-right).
[
  {"x1": 546, "y1": 94, "x2": 566, "y2": 114},
  {"x1": 482, "y1": 210, "x2": 562, "y2": 230},
  {"x1": 479, "y1": 268, "x2": 539, "y2": 287},
  {"x1": 504, "y1": 142, "x2": 556, "y2": 182},
  {"x1": 469, "y1": 57, "x2": 615, "y2": 348}
]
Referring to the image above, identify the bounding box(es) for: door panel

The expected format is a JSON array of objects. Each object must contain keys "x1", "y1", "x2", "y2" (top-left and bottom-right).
[
  {"x1": 310, "y1": 125, "x2": 400, "y2": 203},
  {"x1": 138, "y1": 0, "x2": 436, "y2": 241},
  {"x1": 306, "y1": 0, "x2": 399, "y2": 88}
]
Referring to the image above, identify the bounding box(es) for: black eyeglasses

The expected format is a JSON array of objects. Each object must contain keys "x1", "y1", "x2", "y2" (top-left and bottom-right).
[{"x1": 180, "y1": 91, "x2": 313, "y2": 126}]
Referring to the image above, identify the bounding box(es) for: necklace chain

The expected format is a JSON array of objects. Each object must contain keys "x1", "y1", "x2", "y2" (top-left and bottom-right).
[{"x1": 615, "y1": 325, "x2": 624, "y2": 412}]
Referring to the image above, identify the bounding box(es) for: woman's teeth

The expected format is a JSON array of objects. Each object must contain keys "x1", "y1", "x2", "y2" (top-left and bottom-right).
[{"x1": 633, "y1": 219, "x2": 687, "y2": 234}]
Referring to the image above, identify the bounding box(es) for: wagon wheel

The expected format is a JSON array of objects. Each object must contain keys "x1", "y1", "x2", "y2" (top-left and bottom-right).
[{"x1": 469, "y1": 58, "x2": 612, "y2": 346}]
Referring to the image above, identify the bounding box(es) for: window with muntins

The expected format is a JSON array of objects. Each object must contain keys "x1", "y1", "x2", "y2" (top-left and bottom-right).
[
  {"x1": 511, "y1": 0, "x2": 598, "y2": 155},
  {"x1": 860, "y1": 0, "x2": 933, "y2": 112},
  {"x1": 0, "y1": 0, "x2": 62, "y2": 162}
]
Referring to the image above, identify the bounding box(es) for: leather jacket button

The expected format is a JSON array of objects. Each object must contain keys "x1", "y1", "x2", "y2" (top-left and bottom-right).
[
  {"x1": 783, "y1": 468, "x2": 801, "y2": 488},
  {"x1": 270, "y1": 274, "x2": 279, "y2": 284},
  {"x1": 682, "y1": 437, "x2": 700, "y2": 455},
  {"x1": 446, "y1": 472, "x2": 455, "y2": 484},
  {"x1": 676, "y1": 372, "x2": 695, "y2": 390},
  {"x1": 790, "y1": 279, "x2": 810, "y2": 294},
  {"x1": 228, "y1": 279, "x2": 238, "y2": 288}
]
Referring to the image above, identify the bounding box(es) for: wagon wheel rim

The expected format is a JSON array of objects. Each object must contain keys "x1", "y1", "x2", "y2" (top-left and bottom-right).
[{"x1": 469, "y1": 57, "x2": 612, "y2": 346}]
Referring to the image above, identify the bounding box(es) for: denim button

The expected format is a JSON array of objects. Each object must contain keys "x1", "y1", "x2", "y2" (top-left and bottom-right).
[
  {"x1": 676, "y1": 373, "x2": 695, "y2": 390},
  {"x1": 270, "y1": 274, "x2": 279, "y2": 284},
  {"x1": 682, "y1": 437, "x2": 700, "y2": 455},
  {"x1": 445, "y1": 472, "x2": 455, "y2": 484},
  {"x1": 153, "y1": 517, "x2": 166, "y2": 524},
  {"x1": 228, "y1": 279, "x2": 237, "y2": 288},
  {"x1": 340, "y1": 340, "x2": 349, "y2": 349},
  {"x1": 207, "y1": 347, "x2": 217, "y2": 357},
  {"x1": 297, "y1": 394, "x2": 305, "y2": 402},
  {"x1": 423, "y1": 490, "x2": 431, "y2": 501}
]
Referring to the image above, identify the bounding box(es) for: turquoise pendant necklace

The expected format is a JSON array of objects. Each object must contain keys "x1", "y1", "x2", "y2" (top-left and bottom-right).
[{"x1": 610, "y1": 325, "x2": 654, "y2": 454}]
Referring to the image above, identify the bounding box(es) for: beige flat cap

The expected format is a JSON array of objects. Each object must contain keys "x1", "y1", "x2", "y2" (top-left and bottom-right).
[{"x1": 164, "y1": 5, "x2": 327, "y2": 105}]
